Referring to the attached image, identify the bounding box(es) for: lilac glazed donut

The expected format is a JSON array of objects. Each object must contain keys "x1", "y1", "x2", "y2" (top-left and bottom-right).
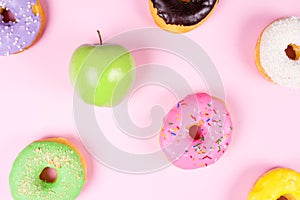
[
  {"x1": 160, "y1": 93, "x2": 233, "y2": 169},
  {"x1": 0, "y1": 0, "x2": 45, "y2": 56}
]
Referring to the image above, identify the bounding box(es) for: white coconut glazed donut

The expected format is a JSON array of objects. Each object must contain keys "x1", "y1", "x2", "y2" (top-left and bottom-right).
[{"x1": 255, "y1": 16, "x2": 300, "y2": 88}]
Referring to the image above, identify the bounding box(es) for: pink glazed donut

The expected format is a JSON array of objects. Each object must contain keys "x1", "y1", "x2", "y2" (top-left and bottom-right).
[{"x1": 160, "y1": 93, "x2": 233, "y2": 169}]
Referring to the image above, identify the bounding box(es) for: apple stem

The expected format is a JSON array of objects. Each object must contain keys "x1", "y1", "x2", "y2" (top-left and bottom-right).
[{"x1": 97, "y1": 30, "x2": 103, "y2": 46}]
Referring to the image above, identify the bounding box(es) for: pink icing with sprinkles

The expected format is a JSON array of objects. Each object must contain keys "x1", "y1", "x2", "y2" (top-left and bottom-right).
[{"x1": 159, "y1": 93, "x2": 233, "y2": 169}]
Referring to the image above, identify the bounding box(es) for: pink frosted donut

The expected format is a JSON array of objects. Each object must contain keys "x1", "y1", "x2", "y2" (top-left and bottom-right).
[{"x1": 160, "y1": 93, "x2": 233, "y2": 169}]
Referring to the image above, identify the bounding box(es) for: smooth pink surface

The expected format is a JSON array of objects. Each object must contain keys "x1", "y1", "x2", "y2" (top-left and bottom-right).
[{"x1": 1, "y1": 0, "x2": 300, "y2": 199}]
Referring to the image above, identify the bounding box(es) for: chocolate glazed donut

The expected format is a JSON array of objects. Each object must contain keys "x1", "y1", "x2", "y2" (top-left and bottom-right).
[{"x1": 149, "y1": 0, "x2": 219, "y2": 33}]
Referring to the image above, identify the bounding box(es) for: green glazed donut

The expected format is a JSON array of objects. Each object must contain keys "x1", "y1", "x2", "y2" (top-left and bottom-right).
[{"x1": 9, "y1": 138, "x2": 87, "y2": 200}]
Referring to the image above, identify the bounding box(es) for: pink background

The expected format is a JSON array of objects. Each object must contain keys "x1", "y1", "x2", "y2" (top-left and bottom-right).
[{"x1": 1, "y1": 0, "x2": 300, "y2": 199}]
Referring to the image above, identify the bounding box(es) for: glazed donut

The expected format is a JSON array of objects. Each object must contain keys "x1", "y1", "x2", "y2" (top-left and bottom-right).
[
  {"x1": 159, "y1": 93, "x2": 233, "y2": 169},
  {"x1": 0, "y1": 0, "x2": 46, "y2": 56},
  {"x1": 255, "y1": 16, "x2": 300, "y2": 88},
  {"x1": 9, "y1": 138, "x2": 87, "y2": 200},
  {"x1": 149, "y1": 0, "x2": 219, "y2": 33},
  {"x1": 248, "y1": 168, "x2": 300, "y2": 200}
]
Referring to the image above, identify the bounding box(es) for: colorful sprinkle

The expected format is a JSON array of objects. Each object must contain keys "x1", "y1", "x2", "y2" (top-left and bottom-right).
[
  {"x1": 190, "y1": 114, "x2": 197, "y2": 121},
  {"x1": 202, "y1": 156, "x2": 212, "y2": 160},
  {"x1": 193, "y1": 143, "x2": 201, "y2": 148}
]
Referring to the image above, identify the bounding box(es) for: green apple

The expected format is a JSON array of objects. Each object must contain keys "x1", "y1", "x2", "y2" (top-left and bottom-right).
[{"x1": 69, "y1": 31, "x2": 136, "y2": 107}]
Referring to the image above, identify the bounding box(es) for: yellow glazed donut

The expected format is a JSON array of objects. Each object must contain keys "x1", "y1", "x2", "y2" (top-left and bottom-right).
[
  {"x1": 148, "y1": 0, "x2": 219, "y2": 33},
  {"x1": 248, "y1": 168, "x2": 300, "y2": 200},
  {"x1": 255, "y1": 17, "x2": 300, "y2": 88}
]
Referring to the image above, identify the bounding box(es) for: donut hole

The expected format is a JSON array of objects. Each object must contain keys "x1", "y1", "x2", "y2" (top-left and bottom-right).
[
  {"x1": 285, "y1": 44, "x2": 300, "y2": 61},
  {"x1": 0, "y1": 8, "x2": 16, "y2": 23},
  {"x1": 39, "y1": 167, "x2": 57, "y2": 183},
  {"x1": 188, "y1": 125, "x2": 203, "y2": 140},
  {"x1": 277, "y1": 194, "x2": 296, "y2": 200}
]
